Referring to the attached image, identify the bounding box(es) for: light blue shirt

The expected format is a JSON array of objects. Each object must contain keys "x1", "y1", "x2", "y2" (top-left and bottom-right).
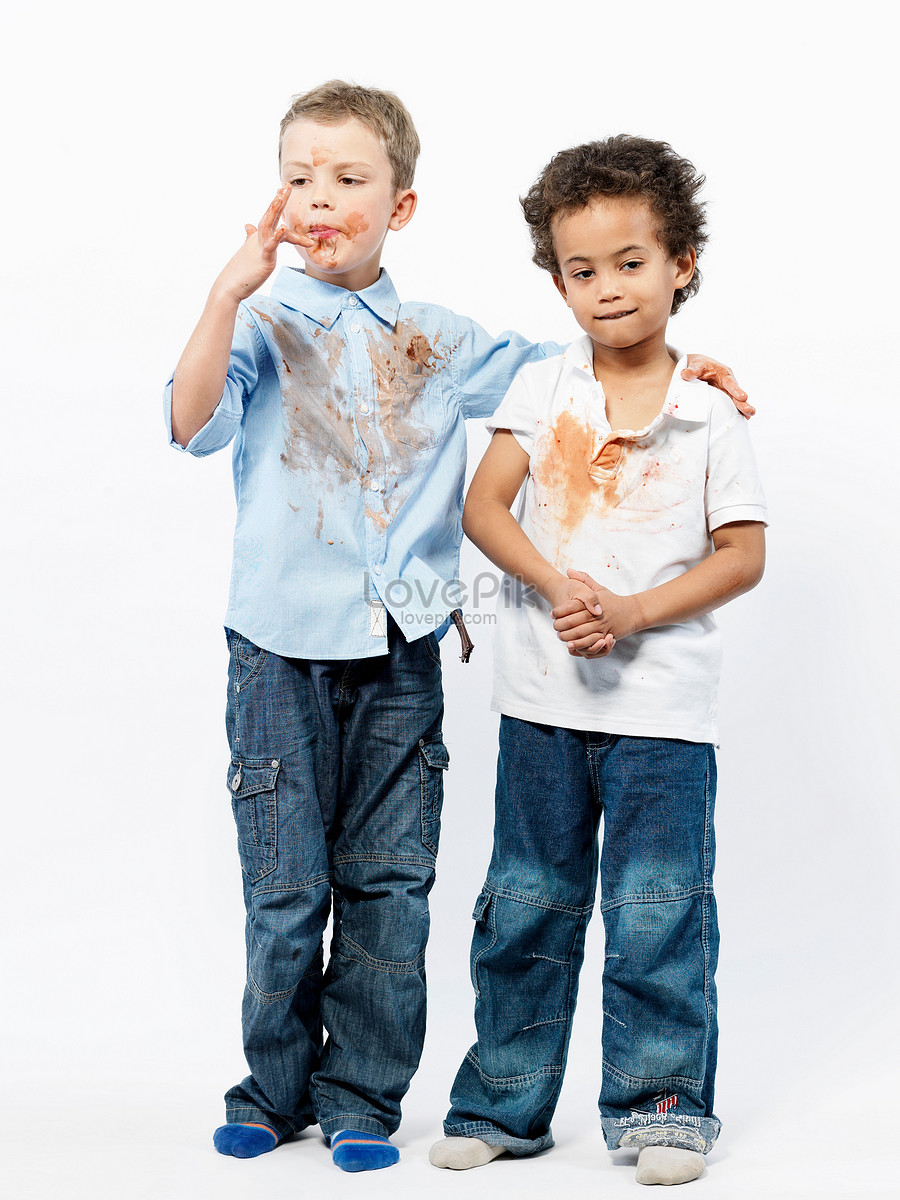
[{"x1": 165, "y1": 267, "x2": 558, "y2": 659}]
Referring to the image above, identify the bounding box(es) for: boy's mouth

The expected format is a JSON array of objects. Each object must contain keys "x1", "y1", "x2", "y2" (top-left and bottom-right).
[
  {"x1": 596, "y1": 309, "x2": 636, "y2": 321},
  {"x1": 308, "y1": 225, "x2": 342, "y2": 239}
]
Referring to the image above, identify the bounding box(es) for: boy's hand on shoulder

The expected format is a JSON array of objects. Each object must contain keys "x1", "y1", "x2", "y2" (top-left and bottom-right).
[
  {"x1": 550, "y1": 568, "x2": 642, "y2": 658},
  {"x1": 213, "y1": 187, "x2": 316, "y2": 304},
  {"x1": 682, "y1": 354, "x2": 756, "y2": 419}
]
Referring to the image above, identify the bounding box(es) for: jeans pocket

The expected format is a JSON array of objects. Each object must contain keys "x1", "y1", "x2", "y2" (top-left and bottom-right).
[
  {"x1": 227, "y1": 757, "x2": 280, "y2": 882},
  {"x1": 470, "y1": 889, "x2": 496, "y2": 998},
  {"x1": 227, "y1": 630, "x2": 269, "y2": 691},
  {"x1": 417, "y1": 737, "x2": 449, "y2": 856}
]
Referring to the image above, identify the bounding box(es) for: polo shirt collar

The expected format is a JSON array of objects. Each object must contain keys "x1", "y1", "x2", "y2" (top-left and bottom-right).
[
  {"x1": 270, "y1": 266, "x2": 400, "y2": 329},
  {"x1": 563, "y1": 335, "x2": 709, "y2": 423}
]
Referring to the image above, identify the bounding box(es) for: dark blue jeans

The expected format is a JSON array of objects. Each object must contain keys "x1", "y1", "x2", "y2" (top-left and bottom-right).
[
  {"x1": 222, "y1": 620, "x2": 447, "y2": 1140},
  {"x1": 444, "y1": 716, "x2": 721, "y2": 1155}
]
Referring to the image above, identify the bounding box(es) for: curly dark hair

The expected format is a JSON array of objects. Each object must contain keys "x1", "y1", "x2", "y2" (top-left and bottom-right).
[{"x1": 521, "y1": 135, "x2": 708, "y2": 315}]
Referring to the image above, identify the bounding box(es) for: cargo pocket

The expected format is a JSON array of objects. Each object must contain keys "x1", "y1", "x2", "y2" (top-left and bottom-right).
[
  {"x1": 227, "y1": 758, "x2": 280, "y2": 882},
  {"x1": 417, "y1": 737, "x2": 449, "y2": 856},
  {"x1": 470, "y1": 889, "x2": 496, "y2": 998}
]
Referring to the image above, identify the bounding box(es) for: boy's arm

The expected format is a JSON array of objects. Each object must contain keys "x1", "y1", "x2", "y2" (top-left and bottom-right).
[
  {"x1": 552, "y1": 522, "x2": 766, "y2": 656},
  {"x1": 170, "y1": 187, "x2": 312, "y2": 447},
  {"x1": 463, "y1": 430, "x2": 616, "y2": 652}
]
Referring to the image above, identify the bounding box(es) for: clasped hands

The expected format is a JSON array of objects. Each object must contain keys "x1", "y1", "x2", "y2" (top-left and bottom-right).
[{"x1": 547, "y1": 568, "x2": 642, "y2": 659}]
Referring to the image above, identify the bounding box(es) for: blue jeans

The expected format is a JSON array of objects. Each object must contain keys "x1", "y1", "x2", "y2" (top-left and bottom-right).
[
  {"x1": 222, "y1": 619, "x2": 447, "y2": 1140},
  {"x1": 444, "y1": 716, "x2": 721, "y2": 1155}
]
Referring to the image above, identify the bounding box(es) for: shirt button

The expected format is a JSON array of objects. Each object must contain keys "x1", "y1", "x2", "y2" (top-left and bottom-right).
[
  {"x1": 351, "y1": 323, "x2": 361, "y2": 333},
  {"x1": 369, "y1": 480, "x2": 380, "y2": 492},
  {"x1": 231, "y1": 771, "x2": 242, "y2": 791},
  {"x1": 373, "y1": 564, "x2": 382, "y2": 575},
  {"x1": 349, "y1": 295, "x2": 359, "y2": 306},
  {"x1": 359, "y1": 402, "x2": 370, "y2": 414}
]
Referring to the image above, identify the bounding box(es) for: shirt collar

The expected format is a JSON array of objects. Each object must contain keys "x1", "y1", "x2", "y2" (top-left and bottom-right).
[
  {"x1": 563, "y1": 336, "x2": 709, "y2": 423},
  {"x1": 269, "y1": 266, "x2": 400, "y2": 329}
]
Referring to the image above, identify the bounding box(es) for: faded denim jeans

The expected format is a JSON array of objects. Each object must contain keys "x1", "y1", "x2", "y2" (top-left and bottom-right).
[
  {"x1": 444, "y1": 716, "x2": 721, "y2": 1155},
  {"x1": 222, "y1": 618, "x2": 447, "y2": 1140}
]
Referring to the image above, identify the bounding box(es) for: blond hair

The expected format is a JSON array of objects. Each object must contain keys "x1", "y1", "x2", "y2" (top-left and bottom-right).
[{"x1": 279, "y1": 80, "x2": 420, "y2": 191}]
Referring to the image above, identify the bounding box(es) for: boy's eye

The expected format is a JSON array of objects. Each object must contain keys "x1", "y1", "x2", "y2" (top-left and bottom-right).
[
  {"x1": 339, "y1": 176, "x2": 364, "y2": 186},
  {"x1": 573, "y1": 269, "x2": 594, "y2": 280},
  {"x1": 622, "y1": 260, "x2": 642, "y2": 271},
  {"x1": 289, "y1": 177, "x2": 310, "y2": 187}
]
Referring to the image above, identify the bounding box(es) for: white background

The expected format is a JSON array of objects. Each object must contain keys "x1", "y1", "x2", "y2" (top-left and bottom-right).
[{"x1": 4, "y1": 1, "x2": 898, "y2": 1197}]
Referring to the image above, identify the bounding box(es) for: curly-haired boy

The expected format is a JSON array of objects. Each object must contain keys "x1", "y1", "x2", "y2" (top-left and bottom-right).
[{"x1": 430, "y1": 135, "x2": 767, "y2": 1186}]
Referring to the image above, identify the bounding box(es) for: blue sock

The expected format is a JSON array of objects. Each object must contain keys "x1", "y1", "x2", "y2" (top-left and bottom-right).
[
  {"x1": 330, "y1": 1129, "x2": 399, "y2": 1172},
  {"x1": 213, "y1": 1123, "x2": 280, "y2": 1158}
]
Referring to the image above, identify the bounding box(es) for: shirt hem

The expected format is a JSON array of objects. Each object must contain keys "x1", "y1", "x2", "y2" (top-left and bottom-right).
[{"x1": 491, "y1": 697, "x2": 716, "y2": 744}]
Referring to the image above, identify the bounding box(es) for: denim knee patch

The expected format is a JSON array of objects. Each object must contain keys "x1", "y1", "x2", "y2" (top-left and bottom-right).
[{"x1": 468, "y1": 888, "x2": 590, "y2": 1085}]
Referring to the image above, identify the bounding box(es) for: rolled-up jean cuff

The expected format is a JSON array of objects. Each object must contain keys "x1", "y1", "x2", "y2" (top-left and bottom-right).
[
  {"x1": 319, "y1": 1113, "x2": 391, "y2": 1140},
  {"x1": 223, "y1": 1104, "x2": 305, "y2": 1141},
  {"x1": 441, "y1": 1121, "x2": 554, "y2": 1156},
  {"x1": 602, "y1": 1113, "x2": 720, "y2": 1154}
]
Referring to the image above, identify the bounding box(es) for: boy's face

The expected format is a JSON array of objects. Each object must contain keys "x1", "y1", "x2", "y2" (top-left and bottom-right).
[
  {"x1": 551, "y1": 197, "x2": 695, "y2": 357},
  {"x1": 279, "y1": 117, "x2": 416, "y2": 292}
]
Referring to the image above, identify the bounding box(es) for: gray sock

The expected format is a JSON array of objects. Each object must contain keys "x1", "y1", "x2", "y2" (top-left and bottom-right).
[
  {"x1": 429, "y1": 1137, "x2": 508, "y2": 1170},
  {"x1": 635, "y1": 1146, "x2": 705, "y2": 1185}
]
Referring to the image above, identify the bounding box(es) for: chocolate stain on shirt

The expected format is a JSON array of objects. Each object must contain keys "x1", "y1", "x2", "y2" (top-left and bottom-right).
[
  {"x1": 251, "y1": 309, "x2": 358, "y2": 476},
  {"x1": 358, "y1": 319, "x2": 446, "y2": 514},
  {"x1": 533, "y1": 405, "x2": 690, "y2": 553},
  {"x1": 534, "y1": 409, "x2": 626, "y2": 540}
]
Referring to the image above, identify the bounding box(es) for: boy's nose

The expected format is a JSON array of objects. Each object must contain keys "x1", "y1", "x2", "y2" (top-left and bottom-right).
[
  {"x1": 598, "y1": 277, "x2": 623, "y2": 300},
  {"x1": 310, "y1": 192, "x2": 334, "y2": 210}
]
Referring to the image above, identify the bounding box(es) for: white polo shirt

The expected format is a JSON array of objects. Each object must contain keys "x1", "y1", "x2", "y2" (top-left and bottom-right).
[{"x1": 487, "y1": 338, "x2": 768, "y2": 744}]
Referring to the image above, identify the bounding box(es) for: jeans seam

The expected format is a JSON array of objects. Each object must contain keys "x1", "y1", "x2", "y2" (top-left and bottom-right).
[
  {"x1": 599, "y1": 883, "x2": 712, "y2": 913},
  {"x1": 601, "y1": 1057, "x2": 704, "y2": 1091},
  {"x1": 465, "y1": 1047, "x2": 563, "y2": 1087},
  {"x1": 331, "y1": 852, "x2": 435, "y2": 868},
  {"x1": 252, "y1": 873, "x2": 331, "y2": 896},
  {"x1": 336, "y1": 932, "x2": 426, "y2": 974},
  {"x1": 700, "y1": 745, "x2": 715, "y2": 1089},
  {"x1": 246, "y1": 966, "x2": 301, "y2": 1005},
  {"x1": 486, "y1": 884, "x2": 594, "y2": 917}
]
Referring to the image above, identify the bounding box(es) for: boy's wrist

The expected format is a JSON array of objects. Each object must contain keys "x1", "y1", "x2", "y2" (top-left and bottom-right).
[
  {"x1": 628, "y1": 592, "x2": 649, "y2": 636},
  {"x1": 534, "y1": 567, "x2": 566, "y2": 605},
  {"x1": 208, "y1": 279, "x2": 247, "y2": 312}
]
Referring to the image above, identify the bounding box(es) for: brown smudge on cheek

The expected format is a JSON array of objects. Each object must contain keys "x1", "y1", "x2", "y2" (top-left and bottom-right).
[{"x1": 344, "y1": 211, "x2": 370, "y2": 239}]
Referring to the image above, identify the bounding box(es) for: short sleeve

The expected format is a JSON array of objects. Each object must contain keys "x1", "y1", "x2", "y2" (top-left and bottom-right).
[
  {"x1": 485, "y1": 366, "x2": 543, "y2": 456},
  {"x1": 163, "y1": 305, "x2": 264, "y2": 457},
  {"x1": 704, "y1": 392, "x2": 768, "y2": 531},
  {"x1": 448, "y1": 312, "x2": 562, "y2": 421}
]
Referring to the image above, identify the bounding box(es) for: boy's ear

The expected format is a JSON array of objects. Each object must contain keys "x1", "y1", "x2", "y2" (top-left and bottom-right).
[
  {"x1": 552, "y1": 274, "x2": 572, "y2": 307},
  {"x1": 673, "y1": 247, "x2": 697, "y2": 289},
  {"x1": 389, "y1": 189, "x2": 417, "y2": 232}
]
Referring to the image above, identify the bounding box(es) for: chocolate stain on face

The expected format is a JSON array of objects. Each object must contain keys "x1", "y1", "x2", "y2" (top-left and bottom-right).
[{"x1": 344, "y1": 211, "x2": 369, "y2": 239}]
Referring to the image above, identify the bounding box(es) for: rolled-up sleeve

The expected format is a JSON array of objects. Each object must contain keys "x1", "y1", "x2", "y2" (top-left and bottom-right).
[{"x1": 163, "y1": 305, "x2": 263, "y2": 457}]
